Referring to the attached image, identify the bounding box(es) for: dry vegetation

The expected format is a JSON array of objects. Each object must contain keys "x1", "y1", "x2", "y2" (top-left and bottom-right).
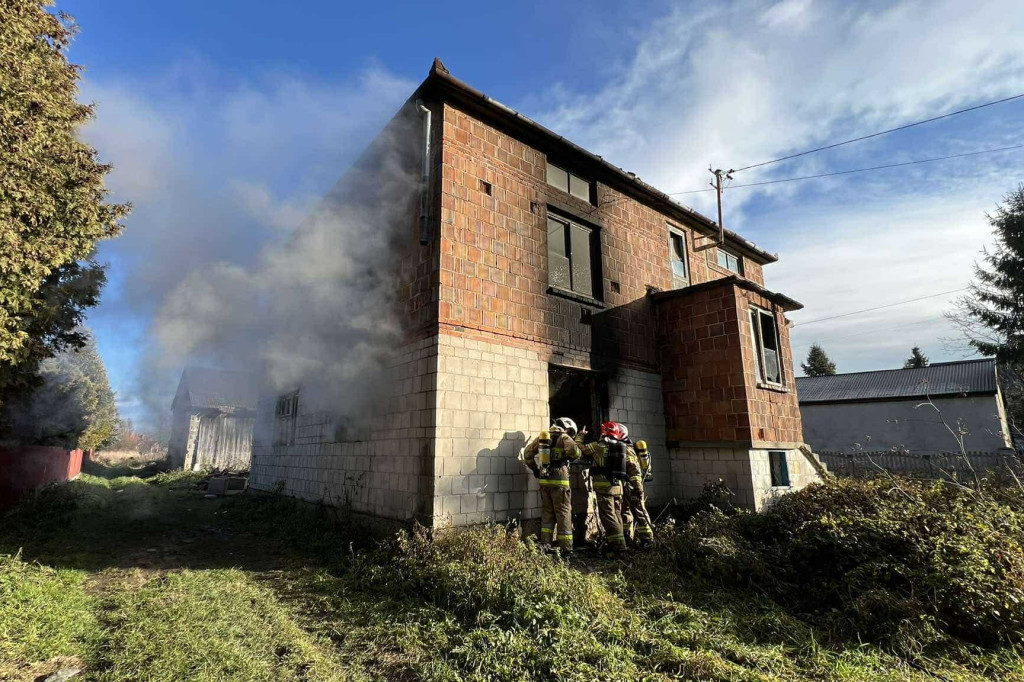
[{"x1": 1, "y1": 467, "x2": 1022, "y2": 681}]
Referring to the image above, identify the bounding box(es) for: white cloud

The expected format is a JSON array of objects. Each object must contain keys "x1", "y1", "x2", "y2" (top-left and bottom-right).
[{"x1": 526, "y1": 0, "x2": 1024, "y2": 372}]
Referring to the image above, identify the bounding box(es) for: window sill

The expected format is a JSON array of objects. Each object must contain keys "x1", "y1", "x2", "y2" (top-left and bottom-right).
[
  {"x1": 756, "y1": 382, "x2": 790, "y2": 394},
  {"x1": 547, "y1": 286, "x2": 606, "y2": 308}
]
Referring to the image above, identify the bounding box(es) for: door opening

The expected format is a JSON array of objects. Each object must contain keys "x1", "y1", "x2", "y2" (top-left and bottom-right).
[
  {"x1": 548, "y1": 365, "x2": 607, "y2": 440},
  {"x1": 548, "y1": 365, "x2": 607, "y2": 546}
]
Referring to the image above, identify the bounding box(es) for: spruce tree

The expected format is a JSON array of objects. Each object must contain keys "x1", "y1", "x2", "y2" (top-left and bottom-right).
[
  {"x1": 903, "y1": 346, "x2": 930, "y2": 369},
  {"x1": 950, "y1": 185, "x2": 1024, "y2": 364},
  {"x1": 801, "y1": 344, "x2": 837, "y2": 377}
]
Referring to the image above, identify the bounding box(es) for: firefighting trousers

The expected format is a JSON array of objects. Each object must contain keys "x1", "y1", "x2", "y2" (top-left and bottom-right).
[
  {"x1": 596, "y1": 491, "x2": 626, "y2": 551},
  {"x1": 539, "y1": 484, "x2": 574, "y2": 549},
  {"x1": 625, "y1": 486, "x2": 654, "y2": 542}
]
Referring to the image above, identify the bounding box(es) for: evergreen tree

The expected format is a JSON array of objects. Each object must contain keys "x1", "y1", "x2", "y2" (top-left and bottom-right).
[
  {"x1": 903, "y1": 346, "x2": 930, "y2": 369},
  {"x1": 801, "y1": 344, "x2": 838, "y2": 377},
  {"x1": 0, "y1": 1, "x2": 129, "y2": 408},
  {"x1": 949, "y1": 185, "x2": 1024, "y2": 364},
  {"x1": 1, "y1": 330, "x2": 118, "y2": 450}
]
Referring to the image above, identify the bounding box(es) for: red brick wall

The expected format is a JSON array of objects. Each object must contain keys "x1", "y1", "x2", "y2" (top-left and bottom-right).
[
  {"x1": 737, "y1": 290, "x2": 803, "y2": 445},
  {"x1": 656, "y1": 284, "x2": 748, "y2": 443},
  {"x1": 655, "y1": 282, "x2": 803, "y2": 446},
  {"x1": 436, "y1": 102, "x2": 765, "y2": 370}
]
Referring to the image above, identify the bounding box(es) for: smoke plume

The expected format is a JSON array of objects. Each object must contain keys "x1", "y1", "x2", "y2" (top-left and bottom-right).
[{"x1": 150, "y1": 121, "x2": 419, "y2": 417}]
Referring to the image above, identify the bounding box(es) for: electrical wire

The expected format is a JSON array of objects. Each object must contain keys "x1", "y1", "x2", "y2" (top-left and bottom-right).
[
  {"x1": 730, "y1": 92, "x2": 1024, "y2": 173},
  {"x1": 791, "y1": 288, "x2": 968, "y2": 327},
  {"x1": 667, "y1": 143, "x2": 1024, "y2": 196}
]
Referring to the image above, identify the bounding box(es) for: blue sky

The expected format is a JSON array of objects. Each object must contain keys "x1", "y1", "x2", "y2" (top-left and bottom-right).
[{"x1": 64, "y1": 0, "x2": 1024, "y2": 427}]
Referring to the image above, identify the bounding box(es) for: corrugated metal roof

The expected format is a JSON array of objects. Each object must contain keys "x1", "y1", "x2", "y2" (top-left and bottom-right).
[
  {"x1": 177, "y1": 367, "x2": 260, "y2": 410},
  {"x1": 797, "y1": 359, "x2": 997, "y2": 403}
]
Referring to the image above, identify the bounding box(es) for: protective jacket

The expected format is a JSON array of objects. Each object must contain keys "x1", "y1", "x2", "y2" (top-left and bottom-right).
[
  {"x1": 523, "y1": 429, "x2": 580, "y2": 487},
  {"x1": 581, "y1": 440, "x2": 640, "y2": 496},
  {"x1": 523, "y1": 429, "x2": 580, "y2": 549}
]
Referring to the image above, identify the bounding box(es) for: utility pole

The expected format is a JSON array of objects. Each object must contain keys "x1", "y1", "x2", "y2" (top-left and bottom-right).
[{"x1": 697, "y1": 166, "x2": 732, "y2": 251}]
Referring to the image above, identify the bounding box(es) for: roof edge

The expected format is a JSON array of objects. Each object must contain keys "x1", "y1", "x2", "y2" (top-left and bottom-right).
[
  {"x1": 649, "y1": 275, "x2": 804, "y2": 311},
  {"x1": 795, "y1": 357, "x2": 996, "y2": 382},
  {"x1": 417, "y1": 59, "x2": 779, "y2": 265}
]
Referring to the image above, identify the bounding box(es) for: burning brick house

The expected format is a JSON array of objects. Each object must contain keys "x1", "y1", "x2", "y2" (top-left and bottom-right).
[{"x1": 249, "y1": 59, "x2": 825, "y2": 528}]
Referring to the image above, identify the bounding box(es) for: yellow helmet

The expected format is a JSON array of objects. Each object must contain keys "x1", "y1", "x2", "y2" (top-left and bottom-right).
[{"x1": 636, "y1": 440, "x2": 648, "y2": 451}]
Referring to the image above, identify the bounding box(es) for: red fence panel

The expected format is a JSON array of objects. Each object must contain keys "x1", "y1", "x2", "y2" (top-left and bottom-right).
[{"x1": 0, "y1": 446, "x2": 83, "y2": 512}]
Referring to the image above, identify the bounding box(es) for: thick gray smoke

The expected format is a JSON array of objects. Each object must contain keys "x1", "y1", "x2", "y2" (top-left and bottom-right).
[{"x1": 150, "y1": 120, "x2": 418, "y2": 418}]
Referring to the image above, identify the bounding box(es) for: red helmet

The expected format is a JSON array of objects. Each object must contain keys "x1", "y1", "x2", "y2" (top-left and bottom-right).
[{"x1": 600, "y1": 421, "x2": 626, "y2": 441}]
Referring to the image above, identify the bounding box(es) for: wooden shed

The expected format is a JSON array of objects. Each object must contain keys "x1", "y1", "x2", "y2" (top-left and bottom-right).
[{"x1": 168, "y1": 367, "x2": 259, "y2": 471}]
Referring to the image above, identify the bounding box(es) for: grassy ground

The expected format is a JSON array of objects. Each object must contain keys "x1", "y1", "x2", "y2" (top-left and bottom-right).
[{"x1": 1, "y1": 465, "x2": 1020, "y2": 681}]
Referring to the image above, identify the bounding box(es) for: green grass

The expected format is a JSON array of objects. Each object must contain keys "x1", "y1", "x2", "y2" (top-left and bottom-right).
[{"x1": 0, "y1": 462, "x2": 1020, "y2": 681}]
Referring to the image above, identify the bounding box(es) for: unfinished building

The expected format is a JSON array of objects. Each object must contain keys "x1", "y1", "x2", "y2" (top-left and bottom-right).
[{"x1": 249, "y1": 59, "x2": 825, "y2": 530}]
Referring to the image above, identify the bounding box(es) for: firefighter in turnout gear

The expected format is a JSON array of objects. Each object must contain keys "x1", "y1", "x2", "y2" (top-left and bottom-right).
[
  {"x1": 581, "y1": 422, "x2": 631, "y2": 555},
  {"x1": 624, "y1": 439, "x2": 654, "y2": 548},
  {"x1": 522, "y1": 417, "x2": 580, "y2": 550}
]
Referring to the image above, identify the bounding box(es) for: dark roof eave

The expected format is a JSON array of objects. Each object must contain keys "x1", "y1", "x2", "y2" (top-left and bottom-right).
[
  {"x1": 416, "y1": 61, "x2": 779, "y2": 266},
  {"x1": 648, "y1": 275, "x2": 804, "y2": 311},
  {"x1": 799, "y1": 391, "x2": 996, "y2": 405}
]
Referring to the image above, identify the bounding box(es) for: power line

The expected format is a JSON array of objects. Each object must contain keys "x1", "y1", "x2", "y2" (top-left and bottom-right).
[
  {"x1": 667, "y1": 143, "x2": 1024, "y2": 196},
  {"x1": 730, "y1": 92, "x2": 1024, "y2": 173},
  {"x1": 791, "y1": 288, "x2": 968, "y2": 328},
  {"x1": 805, "y1": 317, "x2": 941, "y2": 341}
]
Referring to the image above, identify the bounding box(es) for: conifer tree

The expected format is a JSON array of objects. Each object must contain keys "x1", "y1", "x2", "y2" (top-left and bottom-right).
[
  {"x1": 903, "y1": 346, "x2": 930, "y2": 369},
  {"x1": 949, "y1": 185, "x2": 1024, "y2": 364},
  {"x1": 0, "y1": 1, "x2": 129, "y2": 407},
  {"x1": 801, "y1": 344, "x2": 838, "y2": 377}
]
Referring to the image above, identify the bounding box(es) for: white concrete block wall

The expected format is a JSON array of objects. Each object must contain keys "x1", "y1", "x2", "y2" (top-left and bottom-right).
[
  {"x1": 749, "y1": 448, "x2": 822, "y2": 510},
  {"x1": 668, "y1": 446, "x2": 756, "y2": 508},
  {"x1": 432, "y1": 334, "x2": 548, "y2": 528},
  {"x1": 608, "y1": 368, "x2": 669, "y2": 505},
  {"x1": 250, "y1": 335, "x2": 438, "y2": 521}
]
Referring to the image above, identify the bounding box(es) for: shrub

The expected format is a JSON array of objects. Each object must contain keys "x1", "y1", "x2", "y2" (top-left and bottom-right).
[{"x1": 662, "y1": 478, "x2": 1024, "y2": 652}]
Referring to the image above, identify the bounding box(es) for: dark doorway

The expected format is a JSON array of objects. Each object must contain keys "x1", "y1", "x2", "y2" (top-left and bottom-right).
[
  {"x1": 548, "y1": 364, "x2": 607, "y2": 546},
  {"x1": 548, "y1": 365, "x2": 607, "y2": 438}
]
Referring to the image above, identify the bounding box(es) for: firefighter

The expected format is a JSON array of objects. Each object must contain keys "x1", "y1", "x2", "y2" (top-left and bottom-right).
[
  {"x1": 625, "y1": 439, "x2": 655, "y2": 548},
  {"x1": 581, "y1": 422, "x2": 630, "y2": 556},
  {"x1": 522, "y1": 417, "x2": 580, "y2": 551}
]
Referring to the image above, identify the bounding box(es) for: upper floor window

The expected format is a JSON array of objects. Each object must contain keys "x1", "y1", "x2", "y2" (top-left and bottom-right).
[
  {"x1": 668, "y1": 228, "x2": 689, "y2": 288},
  {"x1": 749, "y1": 307, "x2": 783, "y2": 386},
  {"x1": 717, "y1": 247, "x2": 743, "y2": 275},
  {"x1": 547, "y1": 213, "x2": 599, "y2": 300},
  {"x1": 546, "y1": 161, "x2": 592, "y2": 203}
]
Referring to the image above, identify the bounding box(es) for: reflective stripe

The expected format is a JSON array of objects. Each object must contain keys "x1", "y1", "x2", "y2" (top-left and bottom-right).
[
  {"x1": 592, "y1": 481, "x2": 612, "y2": 489},
  {"x1": 557, "y1": 534, "x2": 574, "y2": 540},
  {"x1": 539, "y1": 479, "x2": 570, "y2": 487},
  {"x1": 541, "y1": 527, "x2": 553, "y2": 533},
  {"x1": 606, "y1": 533, "x2": 624, "y2": 540},
  {"x1": 629, "y1": 476, "x2": 642, "y2": 485},
  {"x1": 637, "y1": 526, "x2": 654, "y2": 536}
]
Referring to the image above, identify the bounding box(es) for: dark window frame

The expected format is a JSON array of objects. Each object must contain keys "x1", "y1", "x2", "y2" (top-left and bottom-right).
[
  {"x1": 274, "y1": 392, "x2": 299, "y2": 446},
  {"x1": 546, "y1": 210, "x2": 603, "y2": 302},
  {"x1": 769, "y1": 451, "x2": 790, "y2": 487},
  {"x1": 749, "y1": 306, "x2": 784, "y2": 386}
]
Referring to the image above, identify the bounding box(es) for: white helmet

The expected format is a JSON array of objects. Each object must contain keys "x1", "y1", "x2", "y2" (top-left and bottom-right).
[
  {"x1": 551, "y1": 417, "x2": 578, "y2": 436},
  {"x1": 618, "y1": 423, "x2": 629, "y2": 439}
]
